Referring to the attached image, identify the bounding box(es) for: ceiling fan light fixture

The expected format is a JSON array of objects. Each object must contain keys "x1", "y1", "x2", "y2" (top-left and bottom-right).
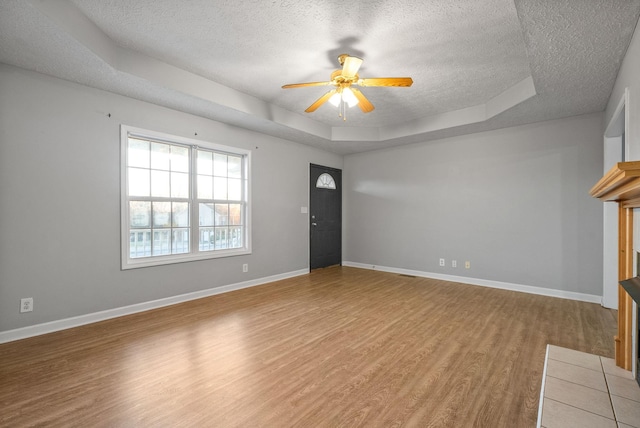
[
  {"x1": 329, "y1": 87, "x2": 359, "y2": 108},
  {"x1": 343, "y1": 87, "x2": 359, "y2": 107},
  {"x1": 328, "y1": 91, "x2": 341, "y2": 107}
]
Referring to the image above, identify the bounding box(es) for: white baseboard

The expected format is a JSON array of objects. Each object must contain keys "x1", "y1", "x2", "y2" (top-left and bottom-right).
[
  {"x1": 342, "y1": 261, "x2": 602, "y2": 304},
  {"x1": 1, "y1": 264, "x2": 602, "y2": 344},
  {"x1": 0, "y1": 268, "x2": 309, "y2": 344}
]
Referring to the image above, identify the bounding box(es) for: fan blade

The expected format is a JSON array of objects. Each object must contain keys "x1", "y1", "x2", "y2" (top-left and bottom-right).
[
  {"x1": 357, "y1": 77, "x2": 413, "y2": 87},
  {"x1": 351, "y1": 88, "x2": 375, "y2": 113},
  {"x1": 305, "y1": 89, "x2": 337, "y2": 112},
  {"x1": 282, "y1": 81, "x2": 332, "y2": 89},
  {"x1": 342, "y1": 56, "x2": 363, "y2": 78}
]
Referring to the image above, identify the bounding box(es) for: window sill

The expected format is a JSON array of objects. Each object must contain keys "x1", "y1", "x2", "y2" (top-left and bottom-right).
[{"x1": 122, "y1": 248, "x2": 252, "y2": 270}]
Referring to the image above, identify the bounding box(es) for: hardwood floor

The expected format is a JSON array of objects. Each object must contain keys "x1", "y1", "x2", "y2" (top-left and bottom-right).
[{"x1": 0, "y1": 267, "x2": 616, "y2": 427}]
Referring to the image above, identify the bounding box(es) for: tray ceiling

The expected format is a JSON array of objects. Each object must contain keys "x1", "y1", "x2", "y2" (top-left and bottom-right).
[{"x1": 1, "y1": 0, "x2": 639, "y2": 154}]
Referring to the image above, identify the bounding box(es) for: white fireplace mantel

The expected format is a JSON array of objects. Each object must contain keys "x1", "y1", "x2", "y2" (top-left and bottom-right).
[{"x1": 591, "y1": 161, "x2": 640, "y2": 371}]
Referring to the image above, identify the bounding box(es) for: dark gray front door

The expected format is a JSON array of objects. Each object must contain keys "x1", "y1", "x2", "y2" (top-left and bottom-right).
[{"x1": 310, "y1": 164, "x2": 342, "y2": 269}]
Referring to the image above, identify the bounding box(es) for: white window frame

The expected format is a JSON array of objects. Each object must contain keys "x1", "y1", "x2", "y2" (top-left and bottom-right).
[{"x1": 120, "y1": 125, "x2": 251, "y2": 270}]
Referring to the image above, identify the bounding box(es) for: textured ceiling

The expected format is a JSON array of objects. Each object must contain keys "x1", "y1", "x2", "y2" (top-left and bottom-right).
[{"x1": 0, "y1": 0, "x2": 639, "y2": 154}]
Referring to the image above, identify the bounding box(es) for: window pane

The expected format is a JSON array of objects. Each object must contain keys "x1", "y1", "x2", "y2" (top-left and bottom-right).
[
  {"x1": 153, "y1": 202, "x2": 172, "y2": 227},
  {"x1": 214, "y1": 227, "x2": 228, "y2": 249},
  {"x1": 151, "y1": 170, "x2": 170, "y2": 197},
  {"x1": 316, "y1": 173, "x2": 336, "y2": 189},
  {"x1": 214, "y1": 153, "x2": 227, "y2": 176},
  {"x1": 228, "y1": 156, "x2": 242, "y2": 178},
  {"x1": 228, "y1": 178, "x2": 242, "y2": 201},
  {"x1": 173, "y1": 202, "x2": 189, "y2": 227},
  {"x1": 199, "y1": 227, "x2": 215, "y2": 251},
  {"x1": 199, "y1": 203, "x2": 215, "y2": 227},
  {"x1": 197, "y1": 175, "x2": 213, "y2": 200},
  {"x1": 128, "y1": 167, "x2": 150, "y2": 197},
  {"x1": 215, "y1": 204, "x2": 229, "y2": 226},
  {"x1": 151, "y1": 142, "x2": 171, "y2": 171},
  {"x1": 171, "y1": 172, "x2": 189, "y2": 198},
  {"x1": 172, "y1": 229, "x2": 189, "y2": 254},
  {"x1": 171, "y1": 145, "x2": 189, "y2": 172},
  {"x1": 214, "y1": 177, "x2": 227, "y2": 200},
  {"x1": 197, "y1": 150, "x2": 213, "y2": 175},
  {"x1": 130, "y1": 230, "x2": 151, "y2": 258},
  {"x1": 128, "y1": 138, "x2": 149, "y2": 168},
  {"x1": 130, "y1": 201, "x2": 151, "y2": 228},
  {"x1": 229, "y1": 204, "x2": 242, "y2": 225},
  {"x1": 152, "y1": 230, "x2": 171, "y2": 256},
  {"x1": 229, "y1": 226, "x2": 243, "y2": 249}
]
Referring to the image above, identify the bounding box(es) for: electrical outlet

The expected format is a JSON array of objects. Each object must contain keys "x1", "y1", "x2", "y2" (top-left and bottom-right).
[
  {"x1": 439, "y1": 258, "x2": 445, "y2": 267},
  {"x1": 242, "y1": 263, "x2": 248, "y2": 273},
  {"x1": 452, "y1": 260, "x2": 457, "y2": 268},
  {"x1": 20, "y1": 297, "x2": 33, "y2": 313},
  {"x1": 465, "y1": 261, "x2": 471, "y2": 269}
]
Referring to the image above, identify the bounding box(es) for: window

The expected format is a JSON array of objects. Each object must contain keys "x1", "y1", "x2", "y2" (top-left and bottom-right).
[
  {"x1": 121, "y1": 126, "x2": 250, "y2": 269},
  {"x1": 316, "y1": 173, "x2": 336, "y2": 189}
]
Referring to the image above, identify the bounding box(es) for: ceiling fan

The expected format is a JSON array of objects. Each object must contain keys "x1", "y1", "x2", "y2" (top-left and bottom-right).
[{"x1": 282, "y1": 54, "x2": 413, "y2": 120}]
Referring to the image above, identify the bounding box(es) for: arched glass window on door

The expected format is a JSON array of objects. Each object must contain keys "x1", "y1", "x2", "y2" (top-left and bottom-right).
[{"x1": 316, "y1": 173, "x2": 336, "y2": 189}]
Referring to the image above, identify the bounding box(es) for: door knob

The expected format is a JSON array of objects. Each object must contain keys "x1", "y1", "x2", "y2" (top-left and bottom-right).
[{"x1": 311, "y1": 222, "x2": 317, "y2": 226}]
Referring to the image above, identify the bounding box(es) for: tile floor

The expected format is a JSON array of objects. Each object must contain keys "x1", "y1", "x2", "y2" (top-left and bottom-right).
[{"x1": 538, "y1": 345, "x2": 640, "y2": 428}]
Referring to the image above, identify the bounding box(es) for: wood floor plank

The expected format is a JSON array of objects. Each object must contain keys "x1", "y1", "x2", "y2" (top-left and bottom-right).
[{"x1": 0, "y1": 267, "x2": 616, "y2": 427}]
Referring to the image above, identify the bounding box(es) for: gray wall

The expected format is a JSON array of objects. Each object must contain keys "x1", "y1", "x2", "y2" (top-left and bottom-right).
[
  {"x1": 0, "y1": 60, "x2": 608, "y2": 333},
  {"x1": 607, "y1": 15, "x2": 640, "y2": 160},
  {"x1": 344, "y1": 113, "x2": 604, "y2": 295},
  {"x1": 604, "y1": 15, "x2": 640, "y2": 255},
  {"x1": 0, "y1": 64, "x2": 342, "y2": 332}
]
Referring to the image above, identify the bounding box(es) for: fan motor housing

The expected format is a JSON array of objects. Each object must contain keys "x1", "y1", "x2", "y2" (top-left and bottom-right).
[{"x1": 331, "y1": 69, "x2": 358, "y2": 86}]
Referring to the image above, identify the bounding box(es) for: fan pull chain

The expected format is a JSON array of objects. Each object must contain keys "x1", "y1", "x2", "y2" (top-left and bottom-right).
[
  {"x1": 337, "y1": 97, "x2": 347, "y2": 121},
  {"x1": 343, "y1": 100, "x2": 347, "y2": 121}
]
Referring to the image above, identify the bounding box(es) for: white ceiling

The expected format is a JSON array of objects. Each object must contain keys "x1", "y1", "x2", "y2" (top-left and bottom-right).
[{"x1": 1, "y1": 0, "x2": 639, "y2": 154}]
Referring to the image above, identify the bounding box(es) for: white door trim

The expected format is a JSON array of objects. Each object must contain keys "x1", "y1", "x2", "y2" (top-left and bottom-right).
[{"x1": 602, "y1": 88, "x2": 630, "y2": 309}]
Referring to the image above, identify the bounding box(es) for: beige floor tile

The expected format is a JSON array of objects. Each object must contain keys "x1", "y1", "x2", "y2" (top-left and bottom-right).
[
  {"x1": 540, "y1": 398, "x2": 617, "y2": 428},
  {"x1": 611, "y1": 395, "x2": 640, "y2": 427},
  {"x1": 601, "y1": 357, "x2": 635, "y2": 380},
  {"x1": 620, "y1": 424, "x2": 639, "y2": 428},
  {"x1": 548, "y1": 345, "x2": 602, "y2": 371},
  {"x1": 607, "y1": 373, "x2": 640, "y2": 402},
  {"x1": 544, "y1": 376, "x2": 614, "y2": 419},
  {"x1": 546, "y1": 359, "x2": 607, "y2": 392}
]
